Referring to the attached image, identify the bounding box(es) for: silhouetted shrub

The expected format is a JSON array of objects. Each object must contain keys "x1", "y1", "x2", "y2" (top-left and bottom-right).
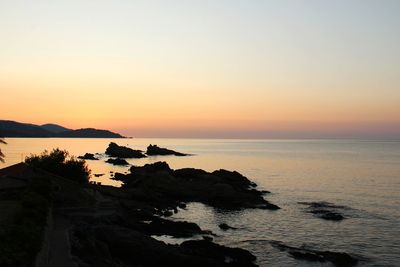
[{"x1": 25, "y1": 149, "x2": 90, "y2": 184}]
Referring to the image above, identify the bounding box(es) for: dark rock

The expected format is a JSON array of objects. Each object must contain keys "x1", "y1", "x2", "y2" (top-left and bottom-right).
[
  {"x1": 105, "y1": 142, "x2": 146, "y2": 158},
  {"x1": 78, "y1": 153, "x2": 99, "y2": 160},
  {"x1": 112, "y1": 172, "x2": 128, "y2": 181},
  {"x1": 146, "y1": 144, "x2": 188, "y2": 156},
  {"x1": 219, "y1": 223, "x2": 237, "y2": 231},
  {"x1": 320, "y1": 212, "x2": 344, "y2": 221},
  {"x1": 119, "y1": 161, "x2": 279, "y2": 210},
  {"x1": 299, "y1": 201, "x2": 347, "y2": 221},
  {"x1": 258, "y1": 202, "x2": 281, "y2": 210},
  {"x1": 181, "y1": 240, "x2": 257, "y2": 267},
  {"x1": 178, "y1": 203, "x2": 187, "y2": 209},
  {"x1": 146, "y1": 218, "x2": 206, "y2": 238},
  {"x1": 270, "y1": 241, "x2": 358, "y2": 266},
  {"x1": 106, "y1": 158, "x2": 129, "y2": 166},
  {"x1": 131, "y1": 161, "x2": 173, "y2": 174},
  {"x1": 94, "y1": 173, "x2": 104, "y2": 177},
  {"x1": 202, "y1": 236, "x2": 213, "y2": 242},
  {"x1": 75, "y1": 225, "x2": 206, "y2": 267},
  {"x1": 72, "y1": 224, "x2": 256, "y2": 267},
  {"x1": 162, "y1": 210, "x2": 173, "y2": 217},
  {"x1": 298, "y1": 201, "x2": 347, "y2": 209}
]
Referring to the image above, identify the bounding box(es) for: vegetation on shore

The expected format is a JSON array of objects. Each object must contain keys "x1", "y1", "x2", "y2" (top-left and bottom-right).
[{"x1": 25, "y1": 148, "x2": 91, "y2": 184}]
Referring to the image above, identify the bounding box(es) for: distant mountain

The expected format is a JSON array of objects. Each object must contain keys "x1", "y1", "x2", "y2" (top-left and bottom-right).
[
  {"x1": 0, "y1": 120, "x2": 125, "y2": 138},
  {"x1": 56, "y1": 128, "x2": 125, "y2": 138},
  {"x1": 0, "y1": 120, "x2": 53, "y2": 137},
  {"x1": 40, "y1": 123, "x2": 71, "y2": 133}
]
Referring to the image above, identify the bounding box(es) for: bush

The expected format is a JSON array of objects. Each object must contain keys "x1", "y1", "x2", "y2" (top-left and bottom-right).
[{"x1": 25, "y1": 149, "x2": 91, "y2": 184}]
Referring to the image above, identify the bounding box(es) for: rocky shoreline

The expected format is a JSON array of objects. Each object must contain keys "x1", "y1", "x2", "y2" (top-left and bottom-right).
[
  {"x1": 68, "y1": 159, "x2": 274, "y2": 266},
  {"x1": 0, "y1": 144, "x2": 361, "y2": 267}
]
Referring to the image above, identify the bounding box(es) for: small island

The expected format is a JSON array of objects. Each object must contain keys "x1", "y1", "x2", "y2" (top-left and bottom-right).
[
  {"x1": 146, "y1": 144, "x2": 188, "y2": 156},
  {"x1": 105, "y1": 142, "x2": 146, "y2": 158}
]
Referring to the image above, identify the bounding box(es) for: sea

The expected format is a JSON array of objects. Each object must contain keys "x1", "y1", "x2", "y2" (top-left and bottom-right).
[{"x1": 1, "y1": 138, "x2": 399, "y2": 266}]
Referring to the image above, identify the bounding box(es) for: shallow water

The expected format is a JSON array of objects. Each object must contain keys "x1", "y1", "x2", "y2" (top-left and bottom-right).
[{"x1": 2, "y1": 138, "x2": 400, "y2": 266}]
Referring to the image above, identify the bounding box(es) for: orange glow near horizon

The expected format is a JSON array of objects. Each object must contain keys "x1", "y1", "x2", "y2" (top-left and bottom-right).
[{"x1": 1, "y1": 1, "x2": 399, "y2": 138}]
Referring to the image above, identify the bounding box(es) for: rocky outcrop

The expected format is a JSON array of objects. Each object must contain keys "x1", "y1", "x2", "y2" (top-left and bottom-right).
[
  {"x1": 78, "y1": 153, "x2": 98, "y2": 160},
  {"x1": 113, "y1": 162, "x2": 279, "y2": 210},
  {"x1": 146, "y1": 144, "x2": 188, "y2": 156},
  {"x1": 105, "y1": 142, "x2": 146, "y2": 158},
  {"x1": 270, "y1": 241, "x2": 358, "y2": 266},
  {"x1": 105, "y1": 158, "x2": 129, "y2": 166}
]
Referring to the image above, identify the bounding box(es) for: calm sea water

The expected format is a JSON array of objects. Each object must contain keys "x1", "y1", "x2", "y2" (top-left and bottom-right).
[{"x1": 1, "y1": 138, "x2": 400, "y2": 266}]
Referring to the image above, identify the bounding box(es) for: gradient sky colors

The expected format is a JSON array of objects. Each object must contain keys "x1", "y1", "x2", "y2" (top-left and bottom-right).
[{"x1": 1, "y1": 0, "x2": 399, "y2": 138}]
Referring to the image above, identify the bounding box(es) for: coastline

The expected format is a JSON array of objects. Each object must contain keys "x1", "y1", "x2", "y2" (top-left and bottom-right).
[{"x1": 1, "y1": 139, "x2": 399, "y2": 266}]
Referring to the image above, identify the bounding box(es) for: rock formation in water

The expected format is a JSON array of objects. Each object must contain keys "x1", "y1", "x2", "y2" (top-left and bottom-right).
[
  {"x1": 219, "y1": 223, "x2": 237, "y2": 231},
  {"x1": 105, "y1": 142, "x2": 146, "y2": 158},
  {"x1": 298, "y1": 202, "x2": 347, "y2": 221},
  {"x1": 78, "y1": 153, "x2": 99, "y2": 160},
  {"x1": 113, "y1": 161, "x2": 280, "y2": 211},
  {"x1": 106, "y1": 158, "x2": 130, "y2": 166},
  {"x1": 146, "y1": 144, "x2": 188, "y2": 156},
  {"x1": 270, "y1": 241, "x2": 358, "y2": 266}
]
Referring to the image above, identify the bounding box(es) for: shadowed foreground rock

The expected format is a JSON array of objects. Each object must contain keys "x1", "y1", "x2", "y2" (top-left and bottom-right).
[
  {"x1": 113, "y1": 161, "x2": 280, "y2": 211},
  {"x1": 72, "y1": 224, "x2": 257, "y2": 267},
  {"x1": 146, "y1": 144, "x2": 188, "y2": 156},
  {"x1": 105, "y1": 142, "x2": 146, "y2": 158},
  {"x1": 270, "y1": 241, "x2": 358, "y2": 266}
]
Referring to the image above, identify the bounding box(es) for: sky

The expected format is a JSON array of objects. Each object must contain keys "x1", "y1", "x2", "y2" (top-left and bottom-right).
[{"x1": 1, "y1": 0, "x2": 399, "y2": 138}]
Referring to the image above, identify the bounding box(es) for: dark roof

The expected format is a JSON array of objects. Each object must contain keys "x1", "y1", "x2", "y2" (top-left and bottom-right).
[{"x1": 0, "y1": 163, "x2": 73, "y2": 190}]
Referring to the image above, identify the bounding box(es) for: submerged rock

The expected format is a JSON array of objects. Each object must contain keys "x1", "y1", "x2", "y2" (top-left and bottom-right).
[
  {"x1": 106, "y1": 158, "x2": 129, "y2": 166},
  {"x1": 78, "y1": 153, "x2": 99, "y2": 160},
  {"x1": 146, "y1": 144, "x2": 188, "y2": 156},
  {"x1": 298, "y1": 201, "x2": 347, "y2": 221},
  {"x1": 219, "y1": 223, "x2": 237, "y2": 231},
  {"x1": 270, "y1": 241, "x2": 358, "y2": 266},
  {"x1": 181, "y1": 240, "x2": 257, "y2": 267},
  {"x1": 113, "y1": 161, "x2": 279, "y2": 210},
  {"x1": 298, "y1": 201, "x2": 347, "y2": 209},
  {"x1": 105, "y1": 142, "x2": 146, "y2": 158}
]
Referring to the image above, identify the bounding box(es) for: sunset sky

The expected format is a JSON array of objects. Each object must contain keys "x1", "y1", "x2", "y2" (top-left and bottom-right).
[{"x1": 1, "y1": 0, "x2": 399, "y2": 138}]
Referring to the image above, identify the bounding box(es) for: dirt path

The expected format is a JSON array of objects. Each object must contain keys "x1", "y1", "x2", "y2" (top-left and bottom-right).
[
  {"x1": 47, "y1": 190, "x2": 116, "y2": 267},
  {"x1": 48, "y1": 212, "x2": 76, "y2": 267}
]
